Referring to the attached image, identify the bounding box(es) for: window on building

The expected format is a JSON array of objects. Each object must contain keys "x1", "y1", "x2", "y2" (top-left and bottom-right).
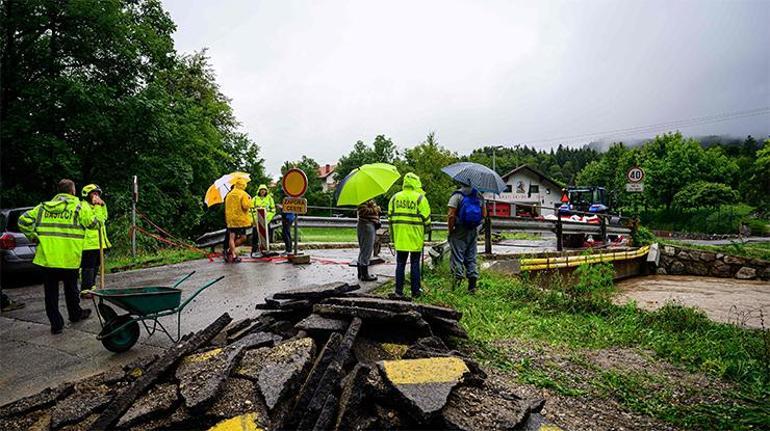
[{"x1": 529, "y1": 184, "x2": 539, "y2": 194}]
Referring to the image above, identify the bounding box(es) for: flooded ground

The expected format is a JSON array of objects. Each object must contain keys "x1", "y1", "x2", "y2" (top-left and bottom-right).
[{"x1": 615, "y1": 275, "x2": 770, "y2": 329}]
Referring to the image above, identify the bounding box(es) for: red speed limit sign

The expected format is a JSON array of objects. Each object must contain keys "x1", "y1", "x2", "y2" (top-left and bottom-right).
[{"x1": 627, "y1": 166, "x2": 645, "y2": 183}]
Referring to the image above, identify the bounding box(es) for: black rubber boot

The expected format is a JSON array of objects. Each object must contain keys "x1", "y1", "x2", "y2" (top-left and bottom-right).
[
  {"x1": 361, "y1": 265, "x2": 377, "y2": 282},
  {"x1": 468, "y1": 277, "x2": 477, "y2": 294},
  {"x1": 356, "y1": 264, "x2": 362, "y2": 280}
]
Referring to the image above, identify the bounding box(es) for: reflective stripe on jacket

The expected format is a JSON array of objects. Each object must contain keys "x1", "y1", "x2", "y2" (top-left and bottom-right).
[
  {"x1": 388, "y1": 190, "x2": 431, "y2": 252},
  {"x1": 18, "y1": 193, "x2": 98, "y2": 269},
  {"x1": 82, "y1": 201, "x2": 110, "y2": 250}
]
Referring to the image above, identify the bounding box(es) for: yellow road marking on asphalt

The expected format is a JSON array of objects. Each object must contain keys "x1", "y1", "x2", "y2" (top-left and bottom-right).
[
  {"x1": 539, "y1": 425, "x2": 563, "y2": 431},
  {"x1": 183, "y1": 348, "x2": 223, "y2": 364},
  {"x1": 207, "y1": 412, "x2": 263, "y2": 431},
  {"x1": 381, "y1": 357, "x2": 468, "y2": 384},
  {"x1": 381, "y1": 343, "x2": 409, "y2": 358}
]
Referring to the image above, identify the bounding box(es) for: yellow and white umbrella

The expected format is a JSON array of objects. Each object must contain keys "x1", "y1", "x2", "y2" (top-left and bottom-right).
[{"x1": 205, "y1": 172, "x2": 251, "y2": 207}]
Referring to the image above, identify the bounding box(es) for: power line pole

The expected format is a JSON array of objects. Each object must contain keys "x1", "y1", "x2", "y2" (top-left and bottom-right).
[{"x1": 492, "y1": 147, "x2": 497, "y2": 215}]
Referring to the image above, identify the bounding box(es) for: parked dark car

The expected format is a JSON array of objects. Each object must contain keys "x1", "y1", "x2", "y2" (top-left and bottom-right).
[{"x1": 1, "y1": 207, "x2": 38, "y2": 282}]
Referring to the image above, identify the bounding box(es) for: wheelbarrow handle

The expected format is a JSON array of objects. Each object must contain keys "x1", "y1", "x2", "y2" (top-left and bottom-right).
[
  {"x1": 172, "y1": 271, "x2": 196, "y2": 288},
  {"x1": 177, "y1": 275, "x2": 224, "y2": 311}
]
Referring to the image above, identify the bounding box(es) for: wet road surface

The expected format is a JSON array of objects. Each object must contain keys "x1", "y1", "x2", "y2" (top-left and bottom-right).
[{"x1": 0, "y1": 248, "x2": 394, "y2": 405}]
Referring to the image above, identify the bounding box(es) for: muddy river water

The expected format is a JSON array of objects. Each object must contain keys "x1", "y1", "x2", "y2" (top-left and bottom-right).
[{"x1": 615, "y1": 275, "x2": 770, "y2": 329}]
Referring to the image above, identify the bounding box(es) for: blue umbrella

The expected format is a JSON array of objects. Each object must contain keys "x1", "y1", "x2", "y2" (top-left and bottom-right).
[{"x1": 441, "y1": 162, "x2": 506, "y2": 193}]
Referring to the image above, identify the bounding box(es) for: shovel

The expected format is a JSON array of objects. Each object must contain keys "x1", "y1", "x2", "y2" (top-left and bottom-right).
[{"x1": 98, "y1": 221, "x2": 105, "y2": 289}]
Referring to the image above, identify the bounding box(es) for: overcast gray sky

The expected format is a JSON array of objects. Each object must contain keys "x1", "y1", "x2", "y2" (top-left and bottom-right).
[{"x1": 163, "y1": 0, "x2": 769, "y2": 176}]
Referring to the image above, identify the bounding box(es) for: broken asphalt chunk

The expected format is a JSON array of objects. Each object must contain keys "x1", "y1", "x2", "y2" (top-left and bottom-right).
[
  {"x1": 206, "y1": 378, "x2": 267, "y2": 421},
  {"x1": 51, "y1": 385, "x2": 112, "y2": 429},
  {"x1": 285, "y1": 333, "x2": 343, "y2": 428},
  {"x1": 0, "y1": 383, "x2": 73, "y2": 419},
  {"x1": 322, "y1": 296, "x2": 462, "y2": 320},
  {"x1": 441, "y1": 385, "x2": 531, "y2": 431},
  {"x1": 377, "y1": 357, "x2": 470, "y2": 423},
  {"x1": 116, "y1": 383, "x2": 178, "y2": 428},
  {"x1": 90, "y1": 313, "x2": 232, "y2": 431},
  {"x1": 333, "y1": 363, "x2": 371, "y2": 431},
  {"x1": 272, "y1": 282, "x2": 358, "y2": 300},
  {"x1": 295, "y1": 314, "x2": 350, "y2": 334},
  {"x1": 255, "y1": 338, "x2": 316, "y2": 411},
  {"x1": 176, "y1": 344, "x2": 246, "y2": 412},
  {"x1": 313, "y1": 304, "x2": 432, "y2": 337}
]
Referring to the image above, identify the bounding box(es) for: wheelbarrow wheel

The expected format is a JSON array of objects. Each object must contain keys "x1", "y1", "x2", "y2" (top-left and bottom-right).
[{"x1": 101, "y1": 315, "x2": 140, "y2": 353}]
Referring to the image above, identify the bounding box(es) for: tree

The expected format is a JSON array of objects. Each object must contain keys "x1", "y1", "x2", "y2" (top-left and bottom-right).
[
  {"x1": 334, "y1": 135, "x2": 399, "y2": 182},
  {"x1": 399, "y1": 132, "x2": 459, "y2": 215},
  {"x1": 576, "y1": 143, "x2": 636, "y2": 208},
  {"x1": 642, "y1": 132, "x2": 739, "y2": 209},
  {"x1": 672, "y1": 181, "x2": 738, "y2": 209},
  {"x1": 0, "y1": 0, "x2": 266, "y2": 247},
  {"x1": 748, "y1": 140, "x2": 770, "y2": 206}
]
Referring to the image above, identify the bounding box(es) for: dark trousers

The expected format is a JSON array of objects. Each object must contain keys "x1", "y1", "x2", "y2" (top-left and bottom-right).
[
  {"x1": 222, "y1": 228, "x2": 230, "y2": 258},
  {"x1": 43, "y1": 267, "x2": 84, "y2": 330},
  {"x1": 282, "y1": 217, "x2": 293, "y2": 253},
  {"x1": 80, "y1": 249, "x2": 100, "y2": 291},
  {"x1": 395, "y1": 251, "x2": 421, "y2": 295}
]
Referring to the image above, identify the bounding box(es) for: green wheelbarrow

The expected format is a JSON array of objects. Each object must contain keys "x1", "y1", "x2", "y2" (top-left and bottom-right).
[{"x1": 88, "y1": 271, "x2": 224, "y2": 353}]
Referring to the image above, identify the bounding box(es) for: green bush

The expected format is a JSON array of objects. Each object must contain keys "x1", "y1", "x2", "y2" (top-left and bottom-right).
[
  {"x1": 569, "y1": 262, "x2": 616, "y2": 312},
  {"x1": 632, "y1": 225, "x2": 656, "y2": 246},
  {"x1": 744, "y1": 217, "x2": 770, "y2": 236},
  {"x1": 640, "y1": 204, "x2": 754, "y2": 234}
]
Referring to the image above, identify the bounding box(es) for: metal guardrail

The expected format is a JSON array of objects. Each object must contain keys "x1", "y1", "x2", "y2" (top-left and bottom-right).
[{"x1": 195, "y1": 214, "x2": 632, "y2": 249}]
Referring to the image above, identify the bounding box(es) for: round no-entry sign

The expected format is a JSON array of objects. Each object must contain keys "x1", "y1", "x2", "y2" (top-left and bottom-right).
[
  {"x1": 282, "y1": 168, "x2": 308, "y2": 197},
  {"x1": 627, "y1": 166, "x2": 645, "y2": 183}
]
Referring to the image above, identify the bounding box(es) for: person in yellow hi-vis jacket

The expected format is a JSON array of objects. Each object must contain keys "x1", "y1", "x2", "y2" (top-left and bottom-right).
[
  {"x1": 80, "y1": 184, "x2": 111, "y2": 292},
  {"x1": 388, "y1": 173, "x2": 431, "y2": 298},
  {"x1": 18, "y1": 179, "x2": 101, "y2": 334},
  {"x1": 224, "y1": 177, "x2": 252, "y2": 263},
  {"x1": 249, "y1": 184, "x2": 275, "y2": 257}
]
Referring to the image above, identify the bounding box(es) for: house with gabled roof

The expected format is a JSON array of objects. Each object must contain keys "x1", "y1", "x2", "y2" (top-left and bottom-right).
[{"x1": 487, "y1": 164, "x2": 564, "y2": 217}]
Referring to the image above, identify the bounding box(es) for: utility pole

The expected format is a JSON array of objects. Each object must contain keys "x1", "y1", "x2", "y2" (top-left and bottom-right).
[
  {"x1": 131, "y1": 176, "x2": 137, "y2": 258},
  {"x1": 492, "y1": 147, "x2": 497, "y2": 215}
]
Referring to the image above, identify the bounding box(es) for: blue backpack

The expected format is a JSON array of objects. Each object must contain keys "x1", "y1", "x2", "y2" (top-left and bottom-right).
[{"x1": 456, "y1": 189, "x2": 483, "y2": 228}]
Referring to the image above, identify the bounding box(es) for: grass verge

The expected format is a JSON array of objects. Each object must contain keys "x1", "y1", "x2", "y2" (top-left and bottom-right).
[
  {"x1": 390, "y1": 261, "x2": 770, "y2": 430},
  {"x1": 106, "y1": 248, "x2": 205, "y2": 273}
]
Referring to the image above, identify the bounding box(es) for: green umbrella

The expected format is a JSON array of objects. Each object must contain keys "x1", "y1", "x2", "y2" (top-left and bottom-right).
[{"x1": 335, "y1": 163, "x2": 401, "y2": 206}]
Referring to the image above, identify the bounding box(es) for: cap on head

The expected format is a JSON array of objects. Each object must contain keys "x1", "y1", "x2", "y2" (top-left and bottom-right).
[{"x1": 81, "y1": 183, "x2": 102, "y2": 198}]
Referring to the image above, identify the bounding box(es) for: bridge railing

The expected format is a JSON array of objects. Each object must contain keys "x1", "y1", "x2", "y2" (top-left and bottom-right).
[{"x1": 195, "y1": 212, "x2": 634, "y2": 250}]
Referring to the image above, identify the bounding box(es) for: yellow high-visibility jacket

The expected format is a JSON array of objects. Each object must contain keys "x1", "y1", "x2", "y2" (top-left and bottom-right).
[
  {"x1": 82, "y1": 201, "x2": 110, "y2": 250},
  {"x1": 225, "y1": 186, "x2": 252, "y2": 228},
  {"x1": 18, "y1": 193, "x2": 99, "y2": 269},
  {"x1": 250, "y1": 184, "x2": 276, "y2": 225},
  {"x1": 388, "y1": 173, "x2": 431, "y2": 252}
]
